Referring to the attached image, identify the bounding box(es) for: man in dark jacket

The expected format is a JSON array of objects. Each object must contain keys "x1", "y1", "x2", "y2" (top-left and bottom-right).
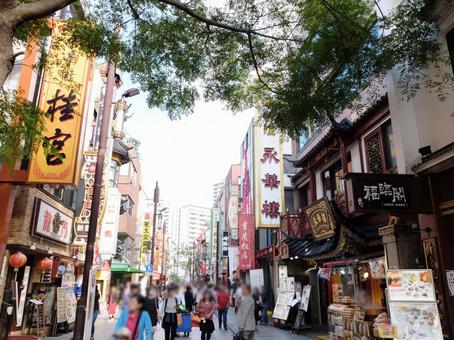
[{"x1": 143, "y1": 286, "x2": 159, "y2": 339}]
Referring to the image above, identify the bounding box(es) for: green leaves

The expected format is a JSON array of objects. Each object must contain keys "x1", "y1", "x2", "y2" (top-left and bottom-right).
[{"x1": 0, "y1": 91, "x2": 46, "y2": 167}]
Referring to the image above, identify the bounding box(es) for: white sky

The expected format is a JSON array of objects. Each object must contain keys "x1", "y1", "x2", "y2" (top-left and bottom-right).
[{"x1": 122, "y1": 77, "x2": 254, "y2": 207}]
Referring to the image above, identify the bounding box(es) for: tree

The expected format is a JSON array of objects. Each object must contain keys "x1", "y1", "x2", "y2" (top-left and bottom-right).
[{"x1": 0, "y1": 0, "x2": 451, "y2": 164}]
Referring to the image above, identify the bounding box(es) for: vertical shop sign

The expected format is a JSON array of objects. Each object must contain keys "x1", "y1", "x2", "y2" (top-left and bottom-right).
[
  {"x1": 28, "y1": 21, "x2": 93, "y2": 185},
  {"x1": 99, "y1": 187, "x2": 121, "y2": 258},
  {"x1": 16, "y1": 266, "x2": 30, "y2": 326},
  {"x1": 254, "y1": 125, "x2": 284, "y2": 228},
  {"x1": 240, "y1": 123, "x2": 254, "y2": 215},
  {"x1": 141, "y1": 213, "x2": 152, "y2": 272},
  {"x1": 221, "y1": 231, "x2": 229, "y2": 258},
  {"x1": 238, "y1": 214, "x2": 255, "y2": 270}
]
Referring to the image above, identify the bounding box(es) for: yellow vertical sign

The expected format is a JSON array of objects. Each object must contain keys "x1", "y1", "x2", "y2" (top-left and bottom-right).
[{"x1": 28, "y1": 21, "x2": 93, "y2": 185}]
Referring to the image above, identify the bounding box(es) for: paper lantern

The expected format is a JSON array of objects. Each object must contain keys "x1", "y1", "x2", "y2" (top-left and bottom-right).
[
  {"x1": 9, "y1": 252, "x2": 27, "y2": 268},
  {"x1": 37, "y1": 257, "x2": 53, "y2": 271}
]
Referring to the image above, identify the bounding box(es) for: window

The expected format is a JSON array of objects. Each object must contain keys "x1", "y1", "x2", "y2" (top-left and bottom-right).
[
  {"x1": 297, "y1": 130, "x2": 310, "y2": 151},
  {"x1": 120, "y1": 195, "x2": 134, "y2": 215},
  {"x1": 322, "y1": 160, "x2": 344, "y2": 200},
  {"x1": 109, "y1": 160, "x2": 120, "y2": 187},
  {"x1": 364, "y1": 120, "x2": 397, "y2": 174},
  {"x1": 299, "y1": 183, "x2": 310, "y2": 208}
]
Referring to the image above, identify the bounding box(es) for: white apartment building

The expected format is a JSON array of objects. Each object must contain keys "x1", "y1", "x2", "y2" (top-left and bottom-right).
[
  {"x1": 212, "y1": 182, "x2": 224, "y2": 207},
  {"x1": 178, "y1": 205, "x2": 211, "y2": 246}
]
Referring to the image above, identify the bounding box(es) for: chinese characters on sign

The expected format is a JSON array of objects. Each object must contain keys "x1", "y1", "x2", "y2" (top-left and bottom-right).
[
  {"x1": 28, "y1": 22, "x2": 92, "y2": 184},
  {"x1": 303, "y1": 198, "x2": 336, "y2": 240},
  {"x1": 141, "y1": 213, "x2": 152, "y2": 272},
  {"x1": 32, "y1": 199, "x2": 73, "y2": 244},
  {"x1": 238, "y1": 214, "x2": 254, "y2": 270},
  {"x1": 358, "y1": 182, "x2": 408, "y2": 209},
  {"x1": 222, "y1": 231, "x2": 229, "y2": 258},
  {"x1": 254, "y1": 124, "x2": 284, "y2": 228},
  {"x1": 345, "y1": 173, "x2": 431, "y2": 214}
]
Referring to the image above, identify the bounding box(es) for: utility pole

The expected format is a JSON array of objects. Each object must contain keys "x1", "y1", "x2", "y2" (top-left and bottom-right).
[
  {"x1": 150, "y1": 181, "x2": 159, "y2": 284},
  {"x1": 73, "y1": 62, "x2": 115, "y2": 340}
]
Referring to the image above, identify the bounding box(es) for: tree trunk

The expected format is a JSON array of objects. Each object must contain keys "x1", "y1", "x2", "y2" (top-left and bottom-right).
[{"x1": 0, "y1": 17, "x2": 15, "y2": 88}]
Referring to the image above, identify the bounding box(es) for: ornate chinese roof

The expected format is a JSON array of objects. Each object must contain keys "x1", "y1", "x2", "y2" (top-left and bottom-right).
[{"x1": 112, "y1": 139, "x2": 132, "y2": 165}]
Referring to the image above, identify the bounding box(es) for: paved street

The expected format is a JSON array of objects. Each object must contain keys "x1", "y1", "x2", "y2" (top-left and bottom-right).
[{"x1": 51, "y1": 308, "x2": 321, "y2": 340}]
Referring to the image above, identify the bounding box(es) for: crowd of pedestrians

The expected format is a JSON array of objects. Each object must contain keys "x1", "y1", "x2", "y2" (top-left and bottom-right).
[{"x1": 94, "y1": 276, "x2": 269, "y2": 340}]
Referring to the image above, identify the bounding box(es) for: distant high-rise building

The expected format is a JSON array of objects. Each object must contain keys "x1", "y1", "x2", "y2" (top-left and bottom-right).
[
  {"x1": 212, "y1": 182, "x2": 224, "y2": 207},
  {"x1": 178, "y1": 205, "x2": 211, "y2": 246}
]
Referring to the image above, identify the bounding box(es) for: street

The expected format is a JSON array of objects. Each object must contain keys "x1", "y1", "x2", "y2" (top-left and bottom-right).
[{"x1": 53, "y1": 308, "x2": 319, "y2": 340}]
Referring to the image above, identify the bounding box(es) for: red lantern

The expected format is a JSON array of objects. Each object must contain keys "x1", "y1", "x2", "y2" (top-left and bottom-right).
[
  {"x1": 37, "y1": 257, "x2": 53, "y2": 271},
  {"x1": 9, "y1": 252, "x2": 27, "y2": 269}
]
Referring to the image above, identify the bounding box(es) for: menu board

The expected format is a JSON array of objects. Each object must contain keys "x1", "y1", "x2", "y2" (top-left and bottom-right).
[
  {"x1": 369, "y1": 258, "x2": 386, "y2": 279},
  {"x1": 387, "y1": 269, "x2": 435, "y2": 302},
  {"x1": 56, "y1": 287, "x2": 67, "y2": 323},
  {"x1": 300, "y1": 285, "x2": 311, "y2": 312},
  {"x1": 388, "y1": 302, "x2": 443, "y2": 340},
  {"x1": 65, "y1": 290, "x2": 77, "y2": 323},
  {"x1": 272, "y1": 292, "x2": 294, "y2": 320}
]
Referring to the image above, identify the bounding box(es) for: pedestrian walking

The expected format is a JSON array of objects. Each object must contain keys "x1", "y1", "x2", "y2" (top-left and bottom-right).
[
  {"x1": 216, "y1": 284, "x2": 229, "y2": 331},
  {"x1": 184, "y1": 285, "x2": 195, "y2": 312},
  {"x1": 252, "y1": 287, "x2": 261, "y2": 326},
  {"x1": 196, "y1": 290, "x2": 216, "y2": 340},
  {"x1": 159, "y1": 283, "x2": 180, "y2": 340},
  {"x1": 259, "y1": 286, "x2": 269, "y2": 324},
  {"x1": 237, "y1": 284, "x2": 256, "y2": 340},
  {"x1": 91, "y1": 286, "x2": 100, "y2": 339},
  {"x1": 144, "y1": 286, "x2": 159, "y2": 339},
  {"x1": 108, "y1": 286, "x2": 119, "y2": 320},
  {"x1": 233, "y1": 284, "x2": 242, "y2": 314},
  {"x1": 114, "y1": 295, "x2": 152, "y2": 340}
]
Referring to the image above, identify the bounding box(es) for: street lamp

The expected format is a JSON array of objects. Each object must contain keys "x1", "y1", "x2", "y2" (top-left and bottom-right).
[{"x1": 73, "y1": 60, "x2": 140, "y2": 339}]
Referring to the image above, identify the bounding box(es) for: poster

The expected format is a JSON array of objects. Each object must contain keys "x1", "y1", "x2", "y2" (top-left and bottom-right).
[
  {"x1": 32, "y1": 199, "x2": 72, "y2": 244},
  {"x1": 272, "y1": 293, "x2": 293, "y2": 320},
  {"x1": 446, "y1": 270, "x2": 454, "y2": 296},
  {"x1": 250, "y1": 269, "x2": 264, "y2": 290},
  {"x1": 56, "y1": 287, "x2": 67, "y2": 323},
  {"x1": 300, "y1": 285, "x2": 311, "y2": 312},
  {"x1": 388, "y1": 301, "x2": 443, "y2": 340},
  {"x1": 386, "y1": 269, "x2": 435, "y2": 302},
  {"x1": 286, "y1": 276, "x2": 295, "y2": 292},
  {"x1": 65, "y1": 290, "x2": 77, "y2": 323},
  {"x1": 369, "y1": 257, "x2": 386, "y2": 279}
]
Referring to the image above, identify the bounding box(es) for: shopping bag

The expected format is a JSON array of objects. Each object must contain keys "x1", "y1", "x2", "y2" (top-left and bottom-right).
[
  {"x1": 190, "y1": 313, "x2": 202, "y2": 324},
  {"x1": 233, "y1": 332, "x2": 244, "y2": 340},
  {"x1": 177, "y1": 313, "x2": 182, "y2": 326}
]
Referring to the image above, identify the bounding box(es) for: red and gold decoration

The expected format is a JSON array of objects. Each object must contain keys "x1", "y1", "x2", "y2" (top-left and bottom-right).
[
  {"x1": 304, "y1": 197, "x2": 337, "y2": 240},
  {"x1": 37, "y1": 257, "x2": 53, "y2": 272},
  {"x1": 9, "y1": 252, "x2": 27, "y2": 269}
]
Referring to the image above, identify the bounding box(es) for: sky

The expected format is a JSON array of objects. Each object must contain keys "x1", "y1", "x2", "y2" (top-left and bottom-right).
[{"x1": 122, "y1": 77, "x2": 254, "y2": 208}]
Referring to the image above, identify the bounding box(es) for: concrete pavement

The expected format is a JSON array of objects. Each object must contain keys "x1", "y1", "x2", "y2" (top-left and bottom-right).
[{"x1": 50, "y1": 308, "x2": 321, "y2": 340}]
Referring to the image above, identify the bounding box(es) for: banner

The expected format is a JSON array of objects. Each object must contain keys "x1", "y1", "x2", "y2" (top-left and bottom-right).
[
  {"x1": 28, "y1": 21, "x2": 93, "y2": 185},
  {"x1": 238, "y1": 214, "x2": 254, "y2": 270},
  {"x1": 99, "y1": 187, "x2": 121, "y2": 258},
  {"x1": 221, "y1": 231, "x2": 229, "y2": 258},
  {"x1": 141, "y1": 213, "x2": 152, "y2": 272}
]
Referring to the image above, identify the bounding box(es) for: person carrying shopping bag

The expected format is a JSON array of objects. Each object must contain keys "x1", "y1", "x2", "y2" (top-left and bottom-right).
[
  {"x1": 237, "y1": 284, "x2": 256, "y2": 340},
  {"x1": 159, "y1": 283, "x2": 180, "y2": 340}
]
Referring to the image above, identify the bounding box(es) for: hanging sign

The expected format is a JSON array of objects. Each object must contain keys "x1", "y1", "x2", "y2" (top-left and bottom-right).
[
  {"x1": 141, "y1": 213, "x2": 152, "y2": 270},
  {"x1": 238, "y1": 214, "x2": 255, "y2": 270},
  {"x1": 345, "y1": 173, "x2": 432, "y2": 213},
  {"x1": 99, "y1": 187, "x2": 121, "y2": 258},
  {"x1": 304, "y1": 198, "x2": 336, "y2": 240},
  {"x1": 31, "y1": 199, "x2": 73, "y2": 244},
  {"x1": 28, "y1": 21, "x2": 93, "y2": 185},
  {"x1": 221, "y1": 231, "x2": 229, "y2": 258}
]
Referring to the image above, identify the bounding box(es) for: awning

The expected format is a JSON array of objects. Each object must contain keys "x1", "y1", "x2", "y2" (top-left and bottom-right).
[{"x1": 111, "y1": 263, "x2": 143, "y2": 273}]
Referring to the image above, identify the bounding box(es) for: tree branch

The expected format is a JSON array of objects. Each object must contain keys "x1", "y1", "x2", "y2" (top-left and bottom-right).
[
  {"x1": 153, "y1": 0, "x2": 305, "y2": 43},
  {"x1": 247, "y1": 33, "x2": 280, "y2": 95},
  {"x1": 12, "y1": 0, "x2": 76, "y2": 25}
]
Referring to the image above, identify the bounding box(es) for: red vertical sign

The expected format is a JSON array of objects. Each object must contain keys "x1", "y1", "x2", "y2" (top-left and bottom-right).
[{"x1": 238, "y1": 214, "x2": 255, "y2": 270}]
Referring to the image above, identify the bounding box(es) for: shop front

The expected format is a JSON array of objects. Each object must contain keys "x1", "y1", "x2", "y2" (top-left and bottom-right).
[{"x1": 0, "y1": 187, "x2": 79, "y2": 338}]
